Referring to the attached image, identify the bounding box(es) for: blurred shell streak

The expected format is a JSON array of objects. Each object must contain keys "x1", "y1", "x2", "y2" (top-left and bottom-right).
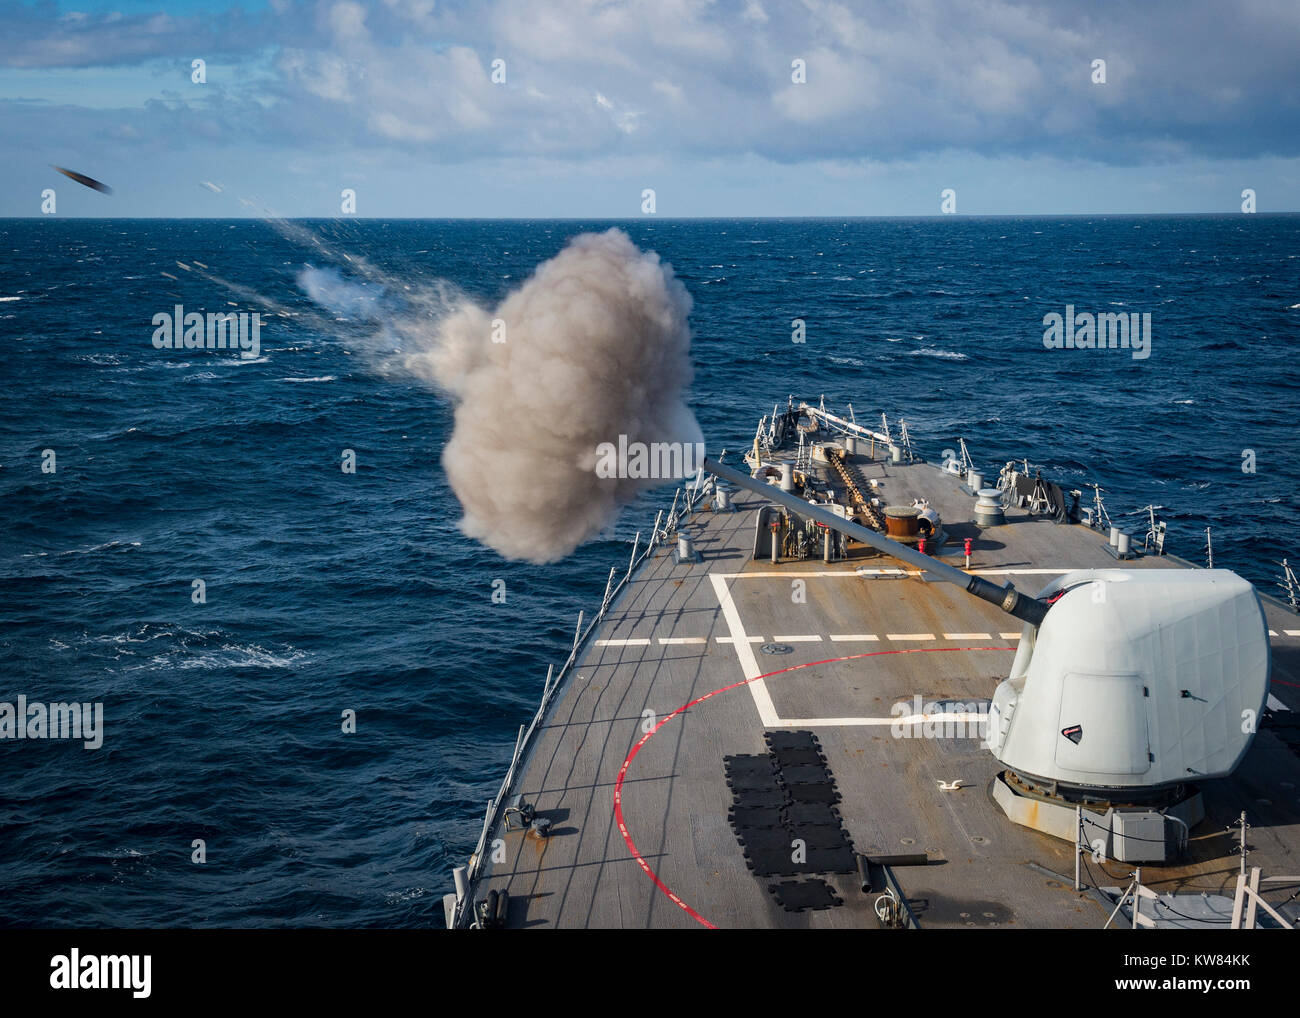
[{"x1": 52, "y1": 166, "x2": 113, "y2": 195}]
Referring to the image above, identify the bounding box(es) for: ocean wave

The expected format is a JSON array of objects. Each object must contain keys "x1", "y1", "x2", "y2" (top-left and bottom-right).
[
  {"x1": 281, "y1": 376, "x2": 337, "y2": 383},
  {"x1": 910, "y1": 347, "x2": 968, "y2": 360},
  {"x1": 172, "y1": 644, "x2": 308, "y2": 671},
  {"x1": 23, "y1": 540, "x2": 141, "y2": 558}
]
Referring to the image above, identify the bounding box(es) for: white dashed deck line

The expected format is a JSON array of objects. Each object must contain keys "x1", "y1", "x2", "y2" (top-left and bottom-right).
[
  {"x1": 829, "y1": 634, "x2": 880, "y2": 642},
  {"x1": 999, "y1": 632, "x2": 1023, "y2": 640},
  {"x1": 886, "y1": 633, "x2": 935, "y2": 641},
  {"x1": 1285, "y1": 630, "x2": 1300, "y2": 637},
  {"x1": 773, "y1": 635, "x2": 823, "y2": 642},
  {"x1": 595, "y1": 638, "x2": 651, "y2": 646},
  {"x1": 944, "y1": 632, "x2": 995, "y2": 640},
  {"x1": 729, "y1": 571, "x2": 863, "y2": 578},
  {"x1": 710, "y1": 573, "x2": 779, "y2": 727},
  {"x1": 1268, "y1": 694, "x2": 1291, "y2": 713},
  {"x1": 1269, "y1": 630, "x2": 1279, "y2": 637},
  {"x1": 715, "y1": 635, "x2": 765, "y2": 644},
  {"x1": 657, "y1": 637, "x2": 707, "y2": 645}
]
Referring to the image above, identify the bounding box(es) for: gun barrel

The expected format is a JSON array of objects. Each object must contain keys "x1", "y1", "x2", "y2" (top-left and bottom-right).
[{"x1": 702, "y1": 456, "x2": 1049, "y2": 627}]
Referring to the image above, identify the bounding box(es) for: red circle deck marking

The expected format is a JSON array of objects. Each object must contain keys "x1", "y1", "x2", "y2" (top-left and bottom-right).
[{"x1": 612, "y1": 644, "x2": 1013, "y2": 928}]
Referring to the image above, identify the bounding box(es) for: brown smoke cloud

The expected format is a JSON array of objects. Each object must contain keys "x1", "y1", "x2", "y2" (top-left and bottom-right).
[{"x1": 401, "y1": 228, "x2": 704, "y2": 563}]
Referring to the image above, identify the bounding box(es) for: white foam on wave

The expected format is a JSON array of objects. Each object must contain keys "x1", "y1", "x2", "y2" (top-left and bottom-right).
[
  {"x1": 281, "y1": 376, "x2": 337, "y2": 383},
  {"x1": 25, "y1": 540, "x2": 141, "y2": 558},
  {"x1": 910, "y1": 347, "x2": 968, "y2": 360}
]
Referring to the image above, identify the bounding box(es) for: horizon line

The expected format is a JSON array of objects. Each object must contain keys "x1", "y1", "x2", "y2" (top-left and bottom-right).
[{"x1": 3, "y1": 211, "x2": 1297, "y2": 221}]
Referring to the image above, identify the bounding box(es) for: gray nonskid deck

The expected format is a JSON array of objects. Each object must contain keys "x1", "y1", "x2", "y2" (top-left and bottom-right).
[{"x1": 473, "y1": 451, "x2": 1300, "y2": 929}]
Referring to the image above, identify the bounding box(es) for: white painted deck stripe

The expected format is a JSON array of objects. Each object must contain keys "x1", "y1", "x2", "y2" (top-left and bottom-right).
[
  {"x1": 886, "y1": 633, "x2": 935, "y2": 641},
  {"x1": 829, "y1": 634, "x2": 879, "y2": 642},
  {"x1": 657, "y1": 636, "x2": 707, "y2": 645},
  {"x1": 1285, "y1": 630, "x2": 1300, "y2": 637},
  {"x1": 720, "y1": 567, "x2": 1086, "y2": 580},
  {"x1": 944, "y1": 633, "x2": 995, "y2": 640},
  {"x1": 715, "y1": 635, "x2": 764, "y2": 644},
  {"x1": 999, "y1": 632, "x2": 1023, "y2": 639},
  {"x1": 710, "y1": 574, "x2": 779, "y2": 726},
  {"x1": 1267, "y1": 694, "x2": 1291, "y2": 713},
  {"x1": 766, "y1": 713, "x2": 990, "y2": 728},
  {"x1": 595, "y1": 638, "x2": 651, "y2": 646},
  {"x1": 773, "y1": 635, "x2": 823, "y2": 642}
]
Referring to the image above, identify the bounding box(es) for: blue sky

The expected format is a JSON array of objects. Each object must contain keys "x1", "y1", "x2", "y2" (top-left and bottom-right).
[{"x1": 3, "y1": 0, "x2": 1298, "y2": 216}]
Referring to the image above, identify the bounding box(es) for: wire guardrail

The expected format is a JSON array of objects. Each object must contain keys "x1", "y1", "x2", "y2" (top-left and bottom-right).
[{"x1": 453, "y1": 471, "x2": 717, "y2": 927}]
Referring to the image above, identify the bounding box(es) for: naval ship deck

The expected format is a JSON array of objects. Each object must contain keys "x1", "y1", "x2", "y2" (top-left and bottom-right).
[{"x1": 469, "y1": 443, "x2": 1300, "y2": 929}]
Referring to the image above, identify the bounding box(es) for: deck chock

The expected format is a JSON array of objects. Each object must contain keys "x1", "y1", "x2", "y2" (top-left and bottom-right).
[
  {"x1": 502, "y1": 794, "x2": 535, "y2": 832},
  {"x1": 529, "y1": 816, "x2": 552, "y2": 838},
  {"x1": 476, "y1": 889, "x2": 510, "y2": 929}
]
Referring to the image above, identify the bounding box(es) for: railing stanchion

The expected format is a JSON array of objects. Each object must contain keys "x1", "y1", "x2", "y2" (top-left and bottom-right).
[{"x1": 627, "y1": 531, "x2": 641, "y2": 580}]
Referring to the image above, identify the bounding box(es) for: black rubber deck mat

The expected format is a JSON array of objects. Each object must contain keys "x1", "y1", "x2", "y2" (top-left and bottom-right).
[
  {"x1": 785, "y1": 781, "x2": 840, "y2": 804},
  {"x1": 729, "y1": 805, "x2": 783, "y2": 829},
  {"x1": 783, "y1": 802, "x2": 841, "y2": 826},
  {"x1": 767, "y1": 879, "x2": 843, "y2": 912},
  {"x1": 726, "y1": 771, "x2": 784, "y2": 793},
  {"x1": 731, "y1": 787, "x2": 787, "y2": 808},
  {"x1": 770, "y1": 746, "x2": 825, "y2": 767},
  {"x1": 806, "y1": 846, "x2": 857, "y2": 873},
  {"x1": 736, "y1": 828, "x2": 798, "y2": 854},
  {"x1": 741, "y1": 846, "x2": 803, "y2": 877},
  {"x1": 741, "y1": 844, "x2": 857, "y2": 877},
  {"x1": 780, "y1": 763, "x2": 833, "y2": 785},
  {"x1": 765, "y1": 731, "x2": 819, "y2": 752},
  {"x1": 726, "y1": 730, "x2": 856, "y2": 889},
  {"x1": 787, "y1": 823, "x2": 853, "y2": 851},
  {"x1": 724, "y1": 754, "x2": 776, "y2": 779}
]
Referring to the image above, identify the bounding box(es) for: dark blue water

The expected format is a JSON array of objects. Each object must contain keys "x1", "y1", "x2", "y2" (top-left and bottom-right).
[{"x1": 1, "y1": 216, "x2": 1297, "y2": 927}]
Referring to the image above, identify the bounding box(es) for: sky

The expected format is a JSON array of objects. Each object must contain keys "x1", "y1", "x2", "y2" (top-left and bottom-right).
[{"x1": 2, "y1": 0, "x2": 1298, "y2": 217}]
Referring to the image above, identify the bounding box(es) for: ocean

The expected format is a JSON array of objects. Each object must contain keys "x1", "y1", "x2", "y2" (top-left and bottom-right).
[{"x1": 1, "y1": 215, "x2": 1297, "y2": 927}]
